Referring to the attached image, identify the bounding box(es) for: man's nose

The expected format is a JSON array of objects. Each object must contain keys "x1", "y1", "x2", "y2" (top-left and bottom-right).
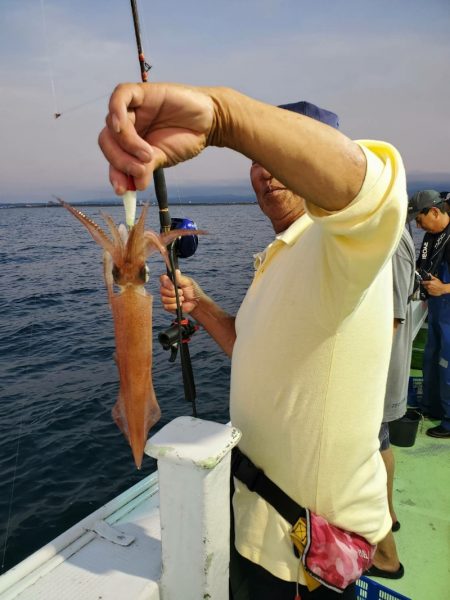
[{"x1": 258, "y1": 165, "x2": 272, "y2": 179}]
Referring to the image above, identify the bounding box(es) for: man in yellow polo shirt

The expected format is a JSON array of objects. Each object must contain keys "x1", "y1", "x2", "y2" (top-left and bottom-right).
[{"x1": 99, "y1": 84, "x2": 406, "y2": 599}]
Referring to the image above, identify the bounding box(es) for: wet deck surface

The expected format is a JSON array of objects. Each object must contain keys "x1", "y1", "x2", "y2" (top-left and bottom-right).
[{"x1": 365, "y1": 418, "x2": 450, "y2": 600}]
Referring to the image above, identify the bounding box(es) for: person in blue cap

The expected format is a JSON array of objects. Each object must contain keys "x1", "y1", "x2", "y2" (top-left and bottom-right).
[
  {"x1": 100, "y1": 83, "x2": 406, "y2": 599},
  {"x1": 409, "y1": 190, "x2": 450, "y2": 438}
]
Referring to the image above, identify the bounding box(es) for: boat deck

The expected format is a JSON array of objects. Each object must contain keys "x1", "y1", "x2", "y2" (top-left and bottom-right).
[
  {"x1": 365, "y1": 417, "x2": 450, "y2": 600},
  {"x1": 1, "y1": 421, "x2": 448, "y2": 600}
]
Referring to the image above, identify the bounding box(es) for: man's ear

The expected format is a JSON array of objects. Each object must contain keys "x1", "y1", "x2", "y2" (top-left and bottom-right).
[{"x1": 430, "y1": 207, "x2": 440, "y2": 218}]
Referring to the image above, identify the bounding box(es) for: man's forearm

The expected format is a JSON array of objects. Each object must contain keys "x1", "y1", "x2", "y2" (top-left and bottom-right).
[
  {"x1": 191, "y1": 295, "x2": 236, "y2": 358},
  {"x1": 207, "y1": 87, "x2": 366, "y2": 212}
]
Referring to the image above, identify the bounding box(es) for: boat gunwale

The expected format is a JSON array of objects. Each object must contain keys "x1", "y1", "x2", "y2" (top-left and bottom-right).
[{"x1": 0, "y1": 472, "x2": 159, "y2": 598}]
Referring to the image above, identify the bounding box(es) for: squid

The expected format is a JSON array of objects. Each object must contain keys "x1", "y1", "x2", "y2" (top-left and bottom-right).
[{"x1": 60, "y1": 200, "x2": 198, "y2": 468}]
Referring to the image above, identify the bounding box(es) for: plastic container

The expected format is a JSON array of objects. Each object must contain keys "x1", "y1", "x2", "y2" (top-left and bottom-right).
[
  {"x1": 389, "y1": 408, "x2": 422, "y2": 447},
  {"x1": 356, "y1": 576, "x2": 411, "y2": 599},
  {"x1": 407, "y1": 375, "x2": 423, "y2": 408}
]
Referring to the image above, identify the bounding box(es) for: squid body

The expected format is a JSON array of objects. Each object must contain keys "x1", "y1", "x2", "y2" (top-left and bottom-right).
[{"x1": 60, "y1": 200, "x2": 196, "y2": 468}]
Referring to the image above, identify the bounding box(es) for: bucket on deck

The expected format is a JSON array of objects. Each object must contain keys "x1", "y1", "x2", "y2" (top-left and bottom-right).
[{"x1": 389, "y1": 409, "x2": 421, "y2": 447}]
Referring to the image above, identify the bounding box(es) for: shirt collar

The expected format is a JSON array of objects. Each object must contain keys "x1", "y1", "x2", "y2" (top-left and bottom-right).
[
  {"x1": 274, "y1": 212, "x2": 313, "y2": 246},
  {"x1": 253, "y1": 214, "x2": 312, "y2": 270}
]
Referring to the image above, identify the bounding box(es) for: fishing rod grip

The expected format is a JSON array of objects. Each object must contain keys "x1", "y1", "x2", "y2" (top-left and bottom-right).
[
  {"x1": 180, "y1": 343, "x2": 197, "y2": 414},
  {"x1": 153, "y1": 168, "x2": 171, "y2": 233}
]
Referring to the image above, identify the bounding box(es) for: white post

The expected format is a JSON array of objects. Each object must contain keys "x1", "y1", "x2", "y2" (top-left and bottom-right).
[{"x1": 145, "y1": 417, "x2": 241, "y2": 600}]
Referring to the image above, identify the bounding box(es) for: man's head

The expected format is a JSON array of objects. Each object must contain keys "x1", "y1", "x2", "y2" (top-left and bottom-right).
[
  {"x1": 408, "y1": 189, "x2": 450, "y2": 233},
  {"x1": 250, "y1": 101, "x2": 339, "y2": 233},
  {"x1": 277, "y1": 101, "x2": 340, "y2": 129}
]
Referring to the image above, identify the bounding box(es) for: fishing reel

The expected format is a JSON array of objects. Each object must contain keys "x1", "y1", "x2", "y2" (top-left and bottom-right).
[
  {"x1": 158, "y1": 318, "x2": 199, "y2": 362},
  {"x1": 159, "y1": 216, "x2": 200, "y2": 364},
  {"x1": 169, "y1": 217, "x2": 199, "y2": 258}
]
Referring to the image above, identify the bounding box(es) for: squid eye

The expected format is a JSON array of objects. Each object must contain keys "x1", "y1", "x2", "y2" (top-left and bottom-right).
[
  {"x1": 112, "y1": 265, "x2": 120, "y2": 282},
  {"x1": 139, "y1": 264, "x2": 150, "y2": 283}
]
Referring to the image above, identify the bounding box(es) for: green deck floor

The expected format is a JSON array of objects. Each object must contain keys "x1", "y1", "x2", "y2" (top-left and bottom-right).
[{"x1": 365, "y1": 418, "x2": 450, "y2": 600}]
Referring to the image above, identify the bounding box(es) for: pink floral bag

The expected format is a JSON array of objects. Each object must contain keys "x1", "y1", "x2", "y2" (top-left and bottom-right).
[{"x1": 290, "y1": 509, "x2": 376, "y2": 592}]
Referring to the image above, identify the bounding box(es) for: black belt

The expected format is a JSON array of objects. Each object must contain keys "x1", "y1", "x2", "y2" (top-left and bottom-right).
[{"x1": 231, "y1": 446, "x2": 306, "y2": 526}]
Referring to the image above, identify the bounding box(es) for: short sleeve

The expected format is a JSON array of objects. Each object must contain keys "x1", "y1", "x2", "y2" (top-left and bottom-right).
[{"x1": 303, "y1": 141, "x2": 407, "y2": 323}]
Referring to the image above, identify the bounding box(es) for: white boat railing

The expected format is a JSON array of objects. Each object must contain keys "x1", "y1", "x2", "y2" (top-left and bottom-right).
[{"x1": 410, "y1": 299, "x2": 428, "y2": 340}]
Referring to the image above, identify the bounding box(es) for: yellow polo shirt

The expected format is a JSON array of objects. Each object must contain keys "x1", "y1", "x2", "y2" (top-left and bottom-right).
[{"x1": 230, "y1": 141, "x2": 406, "y2": 583}]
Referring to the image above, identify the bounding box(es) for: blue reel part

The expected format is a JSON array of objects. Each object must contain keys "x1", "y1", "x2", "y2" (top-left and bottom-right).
[{"x1": 170, "y1": 217, "x2": 199, "y2": 258}]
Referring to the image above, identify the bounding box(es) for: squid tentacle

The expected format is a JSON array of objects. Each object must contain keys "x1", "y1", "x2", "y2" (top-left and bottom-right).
[
  {"x1": 101, "y1": 212, "x2": 125, "y2": 257},
  {"x1": 57, "y1": 198, "x2": 121, "y2": 265}
]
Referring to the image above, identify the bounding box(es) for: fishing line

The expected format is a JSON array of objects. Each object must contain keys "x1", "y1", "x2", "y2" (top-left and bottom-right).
[
  {"x1": 40, "y1": 0, "x2": 110, "y2": 119},
  {"x1": 169, "y1": 170, "x2": 185, "y2": 208},
  {"x1": 52, "y1": 93, "x2": 111, "y2": 119},
  {"x1": 27, "y1": 401, "x2": 63, "y2": 428},
  {"x1": 2, "y1": 437, "x2": 22, "y2": 571},
  {"x1": 2, "y1": 199, "x2": 57, "y2": 569},
  {"x1": 40, "y1": 0, "x2": 59, "y2": 118},
  {"x1": 1, "y1": 300, "x2": 39, "y2": 572},
  {"x1": 2, "y1": 202, "x2": 64, "y2": 571}
]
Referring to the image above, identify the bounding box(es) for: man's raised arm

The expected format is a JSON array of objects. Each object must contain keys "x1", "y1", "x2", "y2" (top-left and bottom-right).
[{"x1": 99, "y1": 83, "x2": 366, "y2": 212}]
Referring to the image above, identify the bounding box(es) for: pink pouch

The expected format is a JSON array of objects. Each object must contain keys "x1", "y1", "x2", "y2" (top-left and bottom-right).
[{"x1": 291, "y1": 509, "x2": 376, "y2": 592}]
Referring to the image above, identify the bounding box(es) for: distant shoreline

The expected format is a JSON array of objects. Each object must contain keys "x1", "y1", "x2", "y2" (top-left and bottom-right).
[
  {"x1": 2, "y1": 178, "x2": 449, "y2": 210},
  {"x1": 0, "y1": 201, "x2": 257, "y2": 209}
]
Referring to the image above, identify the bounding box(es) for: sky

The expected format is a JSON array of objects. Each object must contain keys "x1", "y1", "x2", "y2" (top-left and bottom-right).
[{"x1": 0, "y1": 0, "x2": 449, "y2": 203}]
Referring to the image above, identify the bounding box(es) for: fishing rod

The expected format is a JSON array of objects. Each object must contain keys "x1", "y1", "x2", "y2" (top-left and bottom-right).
[{"x1": 129, "y1": 0, "x2": 198, "y2": 416}]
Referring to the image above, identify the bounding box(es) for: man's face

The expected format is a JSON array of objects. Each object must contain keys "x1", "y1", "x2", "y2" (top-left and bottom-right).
[
  {"x1": 415, "y1": 207, "x2": 448, "y2": 233},
  {"x1": 250, "y1": 162, "x2": 304, "y2": 233}
]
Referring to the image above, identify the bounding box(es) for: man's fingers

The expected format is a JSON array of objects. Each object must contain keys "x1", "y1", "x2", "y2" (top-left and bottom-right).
[
  {"x1": 172, "y1": 269, "x2": 194, "y2": 287},
  {"x1": 160, "y1": 274, "x2": 175, "y2": 290},
  {"x1": 162, "y1": 301, "x2": 179, "y2": 313},
  {"x1": 101, "y1": 83, "x2": 160, "y2": 192},
  {"x1": 105, "y1": 112, "x2": 153, "y2": 163},
  {"x1": 99, "y1": 127, "x2": 145, "y2": 175},
  {"x1": 108, "y1": 83, "x2": 146, "y2": 132},
  {"x1": 99, "y1": 127, "x2": 154, "y2": 190},
  {"x1": 109, "y1": 166, "x2": 128, "y2": 196}
]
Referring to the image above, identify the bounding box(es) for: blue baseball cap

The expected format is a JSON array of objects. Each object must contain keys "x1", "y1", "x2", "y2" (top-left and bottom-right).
[{"x1": 278, "y1": 101, "x2": 339, "y2": 129}]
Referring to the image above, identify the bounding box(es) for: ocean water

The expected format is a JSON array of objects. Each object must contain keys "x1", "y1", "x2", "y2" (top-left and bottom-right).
[{"x1": 0, "y1": 203, "x2": 273, "y2": 573}]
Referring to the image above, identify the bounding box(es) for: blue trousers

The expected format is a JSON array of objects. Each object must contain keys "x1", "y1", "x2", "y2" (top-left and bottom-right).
[{"x1": 421, "y1": 296, "x2": 450, "y2": 430}]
